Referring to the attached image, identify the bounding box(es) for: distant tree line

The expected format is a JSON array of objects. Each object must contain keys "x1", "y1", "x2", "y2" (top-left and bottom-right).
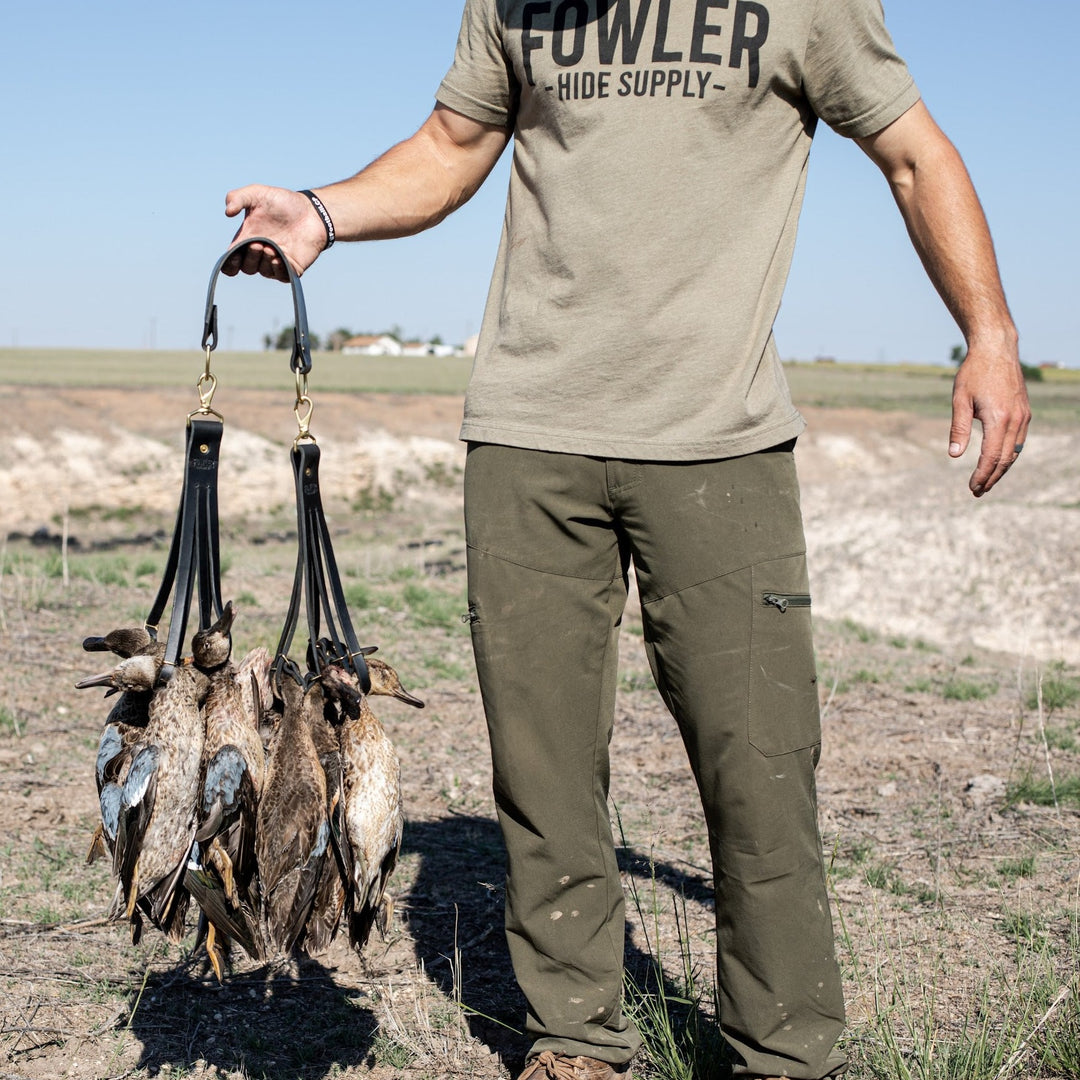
[{"x1": 264, "y1": 326, "x2": 445, "y2": 352}]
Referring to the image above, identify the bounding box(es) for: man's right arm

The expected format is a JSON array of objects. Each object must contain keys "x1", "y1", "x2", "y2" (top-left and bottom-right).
[{"x1": 223, "y1": 104, "x2": 511, "y2": 281}]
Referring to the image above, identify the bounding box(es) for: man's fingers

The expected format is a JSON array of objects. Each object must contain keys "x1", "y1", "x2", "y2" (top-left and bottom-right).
[
  {"x1": 948, "y1": 376, "x2": 976, "y2": 459},
  {"x1": 220, "y1": 185, "x2": 314, "y2": 281},
  {"x1": 969, "y1": 412, "x2": 1029, "y2": 497}
]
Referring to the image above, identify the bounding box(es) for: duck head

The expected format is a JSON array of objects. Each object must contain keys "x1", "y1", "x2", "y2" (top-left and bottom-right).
[
  {"x1": 191, "y1": 602, "x2": 237, "y2": 671},
  {"x1": 75, "y1": 652, "x2": 163, "y2": 695}
]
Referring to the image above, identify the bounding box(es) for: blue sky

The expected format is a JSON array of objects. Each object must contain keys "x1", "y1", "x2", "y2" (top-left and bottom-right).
[{"x1": 1, "y1": 1, "x2": 1076, "y2": 366}]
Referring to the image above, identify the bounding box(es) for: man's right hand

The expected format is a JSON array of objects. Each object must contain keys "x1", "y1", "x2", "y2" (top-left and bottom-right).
[{"x1": 222, "y1": 185, "x2": 328, "y2": 281}]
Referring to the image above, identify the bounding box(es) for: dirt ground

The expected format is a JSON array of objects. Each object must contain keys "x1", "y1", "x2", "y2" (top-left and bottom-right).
[{"x1": 0, "y1": 386, "x2": 1077, "y2": 1080}]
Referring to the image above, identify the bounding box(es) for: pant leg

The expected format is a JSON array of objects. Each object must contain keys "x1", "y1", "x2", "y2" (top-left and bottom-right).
[
  {"x1": 611, "y1": 448, "x2": 846, "y2": 1079},
  {"x1": 463, "y1": 443, "x2": 641, "y2": 1064}
]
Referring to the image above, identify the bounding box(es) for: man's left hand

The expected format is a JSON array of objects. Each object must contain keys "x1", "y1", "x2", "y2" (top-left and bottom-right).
[{"x1": 948, "y1": 345, "x2": 1032, "y2": 497}]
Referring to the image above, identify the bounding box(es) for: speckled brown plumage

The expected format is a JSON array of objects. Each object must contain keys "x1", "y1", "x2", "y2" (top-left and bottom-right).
[
  {"x1": 323, "y1": 657, "x2": 422, "y2": 952},
  {"x1": 112, "y1": 658, "x2": 208, "y2": 942},
  {"x1": 255, "y1": 676, "x2": 330, "y2": 958}
]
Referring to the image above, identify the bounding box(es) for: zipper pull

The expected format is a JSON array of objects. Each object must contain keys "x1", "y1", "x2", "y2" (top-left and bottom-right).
[{"x1": 761, "y1": 592, "x2": 812, "y2": 612}]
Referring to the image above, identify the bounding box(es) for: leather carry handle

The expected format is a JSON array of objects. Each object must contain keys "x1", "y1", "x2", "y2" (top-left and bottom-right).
[{"x1": 201, "y1": 236, "x2": 313, "y2": 375}]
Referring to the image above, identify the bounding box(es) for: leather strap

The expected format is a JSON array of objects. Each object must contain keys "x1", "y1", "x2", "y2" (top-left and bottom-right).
[
  {"x1": 146, "y1": 417, "x2": 224, "y2": 678},
  {"x1": 201, "y1": 236, "x2": 313, "y2": 375},
  {"x1": 272, "y1": 441, "x2": 371, "y2": 694}
]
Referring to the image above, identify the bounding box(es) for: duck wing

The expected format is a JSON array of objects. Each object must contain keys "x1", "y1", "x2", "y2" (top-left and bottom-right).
[{"x1": 113, "y1": 744, "x2": 159, "y2": 895}]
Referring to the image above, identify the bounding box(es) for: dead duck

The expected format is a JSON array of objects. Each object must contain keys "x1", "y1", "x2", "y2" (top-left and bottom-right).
[
  {"x1": 78, "y1": 626, "x2": 167, "y2": 859},
  {"x1": 185, "y1": 604, "x2": 267, "y2": 976},
  {"x1": 255, "y1": 674, "x2": 330, "y2": 958},
  {"x1": 323, "y1": 657, "x2": 422, "y2": 953},
  {"x1": 77, "y1": 648, "x2": 208, "y2": 943},
  {"x1": 76, "y1": 650, "x2": 164, "y2": 864},
  {"x1": 192, "y1": 605, "x2": 263, "y2": 887}
]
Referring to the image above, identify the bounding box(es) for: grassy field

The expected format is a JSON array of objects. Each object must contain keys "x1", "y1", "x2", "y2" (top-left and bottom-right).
[
  {"x1": 3, "y1": 348, "x2": 1079, "y2": 424},
  {"x1": 0, "y1": 347, "x2": 476, "y2": 396}
]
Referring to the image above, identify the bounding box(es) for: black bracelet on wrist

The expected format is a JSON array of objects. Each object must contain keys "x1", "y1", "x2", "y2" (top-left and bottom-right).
[{"x1": 299, "y1": 189, "x2": 335, "y2": 250}]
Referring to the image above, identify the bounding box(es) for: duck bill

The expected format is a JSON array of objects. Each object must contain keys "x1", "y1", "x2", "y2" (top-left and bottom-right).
[
  {"x1": 392, "y1": 687, "x2": 425, "y2": 709},
  {"x1": 75, "y1": 671, "x2": 116, "y2": 691},
  {"x1": 212, "y1": 601, "x2": 237, "y2": 635}
]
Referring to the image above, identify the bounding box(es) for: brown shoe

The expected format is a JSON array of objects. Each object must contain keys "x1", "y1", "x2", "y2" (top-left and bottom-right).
[{"x1": 517, "y1": 1050, "x2": 632, "y2": 1080}]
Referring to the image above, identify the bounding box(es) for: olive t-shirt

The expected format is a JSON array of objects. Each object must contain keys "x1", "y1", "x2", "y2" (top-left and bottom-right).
[{"x1": 438, "y1": 0, "x2": 920, "y2": 459}]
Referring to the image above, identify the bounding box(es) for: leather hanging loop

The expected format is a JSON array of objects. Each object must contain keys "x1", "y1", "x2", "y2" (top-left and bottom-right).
[
  {"x1": 272, "y1": 440, "x2": 372, "y2": 695},
  {"x1": 145, "y1": 416, "x2": 225, "y2": 679},
  {"x1": 201, "y1": 236, "x2": 313, "y2": 375}
]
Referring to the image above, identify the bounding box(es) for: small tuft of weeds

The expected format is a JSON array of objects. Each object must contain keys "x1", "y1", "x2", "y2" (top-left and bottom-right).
[
  {"x1": 369, "y1": 1031, "x2": 419, "y2": 1069},
  {"x1": 942, "y1": 677, "x2": 997, "y2": 702},
  {"x1": 352, "y1": 484, "x2": 395, "y2": 514},
  {"x1": 841, "y1": 618, "x2": 878, "y2": 643},
  {"x1": 997, "y1": 855, "x2": 1037, "y2": 881},
  {"x1": 997, "y1": 909, "x2": 1048, "y2": 946},
  {"x1": 1028, "y1": 661, "x2": 1080, "y2": 714},
  {"x1": 864, "y1": 862, "x2": 909, "y2": 897},
  {"x1": 421, "y1": 655, "x2": 472, "y2": 682},
  {"x1": 0, "y1": 704, "x2": 21, "y2": 737},
  {"x1": 1044, "y1": 726, "x2": 1078, "y2": 752},
  {"x1": 345, "y1": 581, "x2": 375, "y2": 609},
  {"x1": 1007, "y1": 773, "x2": 1080, "y2": 809},
  {"x1": 620, "y1": 671, "x2": 656, "y2": 693},
  {"x1": 422, "y1": 460, "x2": 462, "y2": 488},
  {"x1": 402, "y1": 582, "x2": 467, "y2": 629}
]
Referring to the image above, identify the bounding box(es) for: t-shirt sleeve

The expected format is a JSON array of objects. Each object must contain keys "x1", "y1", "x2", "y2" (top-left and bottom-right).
[
  {"x1": 803, "y1": 0, "x2": 921, "y2": 138},
  {"x1": 436, "y1": 0, "x2": 518, "y2": 128}
]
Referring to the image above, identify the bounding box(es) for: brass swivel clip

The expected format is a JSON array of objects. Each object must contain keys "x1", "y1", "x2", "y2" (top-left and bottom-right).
[
  {"x1": 189, "y1": 344, "x2": 224, "y2": 423},
  {"x1": 293, "y1": 366, "x2": 316, "y2": 447}
]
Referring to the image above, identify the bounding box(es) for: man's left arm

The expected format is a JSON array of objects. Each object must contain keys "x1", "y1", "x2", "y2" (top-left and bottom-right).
[{"x1": 856, "y1": 101, "x2": 1031, "y2": 497}]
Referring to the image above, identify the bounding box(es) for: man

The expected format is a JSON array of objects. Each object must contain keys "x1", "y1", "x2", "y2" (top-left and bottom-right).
[{"x1": 224, "y1": 1, "x2": 1030, "y2": 1076}]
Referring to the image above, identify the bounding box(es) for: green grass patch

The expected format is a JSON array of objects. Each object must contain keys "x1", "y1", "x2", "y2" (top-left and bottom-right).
[
  {"x1": 1028, "y1": 662, "x2": 1080, "y2": 714},
  {"x1": 1044, "y1": 727, "x2": 1078, "y2": 752},
  {"x1": 996, "y1": 855, "x2": 1037, "y2": 881},
  {"x1": 344, "y1": 581, "x2": 375, "y2": 609},
  {"x1": 942, "y1": 678, "x2": 997, "y2": 702},
  {"x1": 401, "y1": 582, "x2": 467, "y2": 630},
  {"x1": 1006, "y1": 773, "x2": 1080, "y2": 809},
  {"x1": 841, "y1": 617, "x2": 878, "y2": 643},
  {"x1": 419, "y1": 655, "x2": 472, "y2": 683},
  {"x1": 0, "y1": 704, "x2": 21, "y2": 736},
  {"x1": 620, "y1": 671, "x2": 657, "y2": 693}
]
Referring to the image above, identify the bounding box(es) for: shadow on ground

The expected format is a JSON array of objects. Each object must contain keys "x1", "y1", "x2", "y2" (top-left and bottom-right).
[
  {"x1": 125, "y1": 812, "x2": 723, "y2": 1078},
  {"x1": 127, "y1": 956, "x2": 376, "y2": 1079}
]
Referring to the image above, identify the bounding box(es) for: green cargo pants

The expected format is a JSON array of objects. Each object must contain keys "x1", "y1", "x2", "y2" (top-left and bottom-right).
[{"x1": 463, "y1": 442, "x2": 846, "y2": 1079}]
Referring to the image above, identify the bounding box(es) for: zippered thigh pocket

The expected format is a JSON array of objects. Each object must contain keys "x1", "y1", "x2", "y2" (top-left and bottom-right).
[{"x1": 749, "y1": 555, "x2": 821, "y2": 756}]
